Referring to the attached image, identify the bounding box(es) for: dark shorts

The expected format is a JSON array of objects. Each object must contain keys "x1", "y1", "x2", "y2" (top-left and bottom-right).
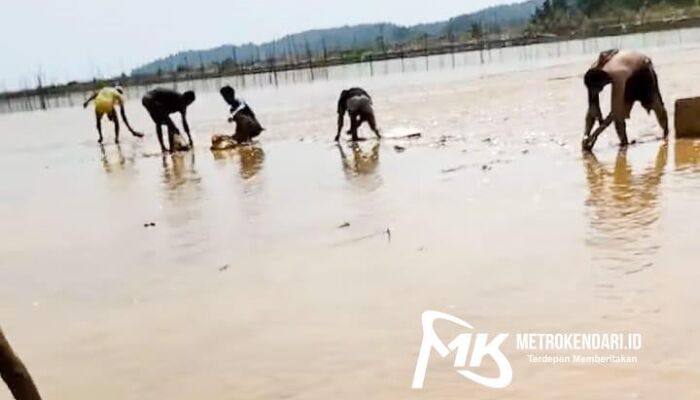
[
  {"x1": 346, "y1": 95, "x2": 373, "y2": 116},
  {"x1": 233, "y1": 114, "x2": 263, "y2": 142},
  {"x1": 625, "y1": 64, "x2": 663, "y2": 111}
]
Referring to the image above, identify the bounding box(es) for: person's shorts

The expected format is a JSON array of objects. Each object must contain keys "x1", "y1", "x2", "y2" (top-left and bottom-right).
[
  {"x1": 95, "y1": 98, "x2": 115, "y2": 115},
  {"x1": 346, "y1": 95, "x2": 373, "y2": 115},
  {"x1": 625, "y1": 63, "x2": 663, "y2": 112}
]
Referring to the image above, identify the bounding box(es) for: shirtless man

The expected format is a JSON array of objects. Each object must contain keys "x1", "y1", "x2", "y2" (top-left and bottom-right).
[
  {"x1": 83, "y1": 86, "x2": 143, "y2": 144},
  {"x1": 0, "y1": 328, "x2": 42, "y2": 400},
  {"x1": 335, "y1": 88, "x2": 381, "y2": 142},
  {"x1": 582, "y1": 49, "x2": 669, "y2": 151}
]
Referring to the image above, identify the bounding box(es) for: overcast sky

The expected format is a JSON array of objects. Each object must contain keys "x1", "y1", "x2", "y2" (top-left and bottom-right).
[{"x1": 0, "y1": 0, "x2": 514, "y2": 89}]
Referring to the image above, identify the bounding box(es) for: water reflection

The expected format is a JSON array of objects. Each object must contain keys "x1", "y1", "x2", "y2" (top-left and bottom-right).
[
  {"x1": 99, "y1": 143, "x2": 126, "y2": 174},
  {"x1": 337, "y1": 142, "x2": 382, "y2": 191},
  {"x1": 583, "y1": 145, "x2": 667, "y2": 277},
  {"x1": 674, "y1": 139, "x2": 700, "y2": 172},
  {"x1": 212, "y1": 145, "x2": 266, "y2": 180},
  {"x1": 161, "y1": 151, "x2": 201, "y2": 196}
]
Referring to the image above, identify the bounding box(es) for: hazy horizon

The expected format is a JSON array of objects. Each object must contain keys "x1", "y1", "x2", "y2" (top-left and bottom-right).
[{"x1": 0, "y1": 0, "x2": 518, "y2": 90}]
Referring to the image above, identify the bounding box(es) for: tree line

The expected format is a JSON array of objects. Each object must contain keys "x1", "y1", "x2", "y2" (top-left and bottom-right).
[{"x1": 530, "y1": 0, "x2": 699, "y2": 34}]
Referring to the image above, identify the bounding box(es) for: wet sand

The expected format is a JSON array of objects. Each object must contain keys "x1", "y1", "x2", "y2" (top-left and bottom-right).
[{"x1": 2, "y1": 45, "x2": 700, "y2": 399}]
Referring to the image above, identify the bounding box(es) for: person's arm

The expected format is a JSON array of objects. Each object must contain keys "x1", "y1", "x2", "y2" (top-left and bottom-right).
[
  {"x1": 181, "y1": 110, "x2": 191, "y2": 136},
  {"x1": 584, "y1": 88, "x2": 604, "y2": 139},
  {"x1": 335, "y1": 93, "x2": 347, "y2": 142},
  {"x1": 583, "y1": 113, "x2": 613, "y2": 151},
  {"x1": 0, "y1": 329, "x2": 42, "y2": 400},
  {"x1": 83, "y1": 92, "x2": 97, "y2": 108},
  {"x1": 118, "y1": 104, "x2": 144, "y2": 138}
]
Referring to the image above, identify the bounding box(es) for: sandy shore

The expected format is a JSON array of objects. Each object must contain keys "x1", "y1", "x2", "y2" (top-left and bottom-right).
[{"x1": 1, "y1": 44, "x2": 700, "y2": 399}]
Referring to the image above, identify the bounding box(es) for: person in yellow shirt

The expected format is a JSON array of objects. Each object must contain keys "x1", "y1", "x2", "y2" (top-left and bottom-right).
[
  {"x1": 0, "y1": 327, "x2": 42, "y2": 400},
  {"x1": 83, "y1": 86, "x2": 143, "y2": 144}
]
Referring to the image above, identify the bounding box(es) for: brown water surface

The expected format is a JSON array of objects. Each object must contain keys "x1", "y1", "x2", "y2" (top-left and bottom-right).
[{"x1": 2, "y1": 40, "x2": 700, "y2": 399}]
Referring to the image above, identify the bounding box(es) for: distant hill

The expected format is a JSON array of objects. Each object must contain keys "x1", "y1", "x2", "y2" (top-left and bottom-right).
[{"x1": 132, "y1": 0, "x2": 544, "y2": 76}]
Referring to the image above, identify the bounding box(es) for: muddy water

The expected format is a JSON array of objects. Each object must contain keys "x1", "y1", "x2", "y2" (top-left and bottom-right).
[{"x1": 2, "y1": 44, "x2": 700, "y2": 399}]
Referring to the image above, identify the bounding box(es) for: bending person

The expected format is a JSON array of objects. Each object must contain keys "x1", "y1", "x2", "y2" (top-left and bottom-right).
[
  {"x1": 583, "y1": 49, "x2": 668, "y2": 151},
  {"x1": 142, "y1": 88, "x2": 196, "y2": 152},
  {"x1": 0, "y1": 328, "x2": 42, "y2": 400},
  {"x1": 336, "y1": 87, "x2": 381, "y2": 142},
  {"x1": 83, "y1": 86, "x2": 143, "y2": 144}
]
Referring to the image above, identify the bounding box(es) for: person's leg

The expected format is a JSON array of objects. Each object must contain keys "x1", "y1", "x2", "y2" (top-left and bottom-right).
[
  {"x1": 143, "y1": 98, "x2": 167, "y2": 152},
  {"x1": 95, "y1": 111, "x2": 104, "y2": 143},
  {"x1": 155, "y1": 124, "x2": 168, "y2": 153},
  {"x1": 633, "y1": 65, "x2": 669, "y2": 140},
  {"x1": 651, "y1": 70, "x2": 670, "y2": 139},
  {"x1": 0, "y1": 329, "x2": 42, "y2": 400},
  {"x1": 164, "y1": 116, "x2": 179, "y2": 150},
  {"x1": 233, "y1": 117, "x2": 249, "y2": 143},
  {"x1": 614, "y1": 117, "x2": 629, "y2": 147},
  {"x1": 364, "y1": 111, "x2": 381, "y2": 138},
  {"x1": 349, "y1": 113, "x2": 360, "y2": 141},
  {"x1": 653, "y1": 101, "x2": 669, "y2": 139},
  {"x1": 109, "y1": 111, "x2": 120, "y2": 144}
]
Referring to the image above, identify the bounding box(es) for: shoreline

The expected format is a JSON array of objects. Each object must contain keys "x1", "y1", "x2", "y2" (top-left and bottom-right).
[{"x1": 4, "y1": 15, "x2": 700, "y2": 109}]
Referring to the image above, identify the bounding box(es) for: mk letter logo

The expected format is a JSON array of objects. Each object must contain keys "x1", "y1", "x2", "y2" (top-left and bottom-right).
[{"x1": 412, "y1": 311, "x2": 513, "y2": 389}]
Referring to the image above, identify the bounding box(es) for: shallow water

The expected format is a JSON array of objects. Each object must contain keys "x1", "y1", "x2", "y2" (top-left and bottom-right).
[{"x1": 2, "y1": 38, "x2": 700, "y2": 399}]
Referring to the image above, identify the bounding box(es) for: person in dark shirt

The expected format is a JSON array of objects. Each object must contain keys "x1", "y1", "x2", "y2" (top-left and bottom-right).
[
  {"x1": 142, "y1": 88, "x2": 196, "y2": 152},
  {"x1": 336, "y1": 87, "x2": 381, "y2": 142},
  {"x1": 219, "y1": 85, "x2": 263, "y2": 143},
  {"x1": 220, "y1": 85, "x2": 258, "y2": 121}
]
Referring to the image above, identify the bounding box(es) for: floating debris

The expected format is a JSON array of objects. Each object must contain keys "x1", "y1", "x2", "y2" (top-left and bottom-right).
[
  {"x1": 143, "y1": 222, "x2": 156, "y2": 228},
  {"x1": 333, "y1": 227, "x2": 392, "y2": 247},
  {"x1": 441, "y1": 165, "x2": 467, "y2": 174},
  {"x1": 338, "y1": 222, "x2": 351, "y2": 229},
  {"x1": 394, "y1": 145, "x2": 406, "y2": 153},
  {"x1": 219, "y1": 264, "x2": 230, "y2": 272}
]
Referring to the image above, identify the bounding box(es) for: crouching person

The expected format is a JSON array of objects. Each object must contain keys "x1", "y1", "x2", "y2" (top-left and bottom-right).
[{"x1": 218, "y1": 86, "x2": 264, "y2": 144}]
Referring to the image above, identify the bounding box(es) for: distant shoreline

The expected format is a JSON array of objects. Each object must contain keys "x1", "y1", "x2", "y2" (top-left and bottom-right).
[{"x1": 3, "y1": 15, "x2": 700, "y2": 111}]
